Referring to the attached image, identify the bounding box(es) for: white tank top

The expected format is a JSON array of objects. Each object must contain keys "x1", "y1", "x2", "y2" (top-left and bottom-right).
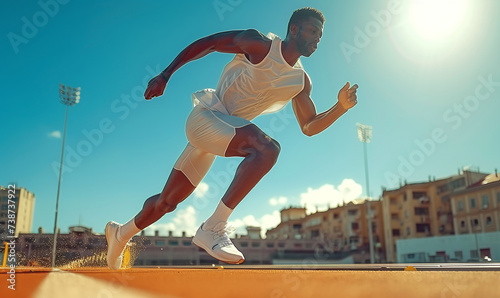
[{"x1": 192, "y1": 34, "x2": 306, "y2": 120}]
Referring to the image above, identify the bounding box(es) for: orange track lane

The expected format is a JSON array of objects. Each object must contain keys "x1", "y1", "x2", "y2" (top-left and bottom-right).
[{"x1": 1, "y1": 266, "x2": 500, "y2": 298}]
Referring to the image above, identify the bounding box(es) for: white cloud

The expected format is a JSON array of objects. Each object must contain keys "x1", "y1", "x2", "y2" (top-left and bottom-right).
[
  {"x1": 300, "y1": 179, "x2": 363, "y2": 214},
  {"x1": 229, "y1": 210, "x2": 281, "y2": 238},
  {"x1": 145, "y1": 205, "x2": 198, "y2": 237},
  {"x1": 193, "y1": 182, "x2": 209, "y2": 198},
  {"x1": 48, "y1": 131, "x2": 61, "y2": 138},
  {"x1": 338, "y1": 179, "x2": 364, "y2": 201},
  {"x1": 269, "y1": 196, "x2": 288, "y2": 206}
]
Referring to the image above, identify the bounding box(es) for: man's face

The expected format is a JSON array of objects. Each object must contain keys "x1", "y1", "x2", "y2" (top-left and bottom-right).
[{"x1": 295, "y1": 17, "x2": 323, "y2": 57}]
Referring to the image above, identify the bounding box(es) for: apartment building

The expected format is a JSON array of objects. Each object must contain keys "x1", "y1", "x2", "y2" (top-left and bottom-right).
[
  {"x1": 451, "y1": 173, "x2": 500, "y2": 235},
  {"x1": 267, "y1": 199, "x2": 385, "y2": 263},
  {"x1": 382, "y1": 170, "x2": 488, "y2": 262},
  {"x1": 0, "y1": 185, "x2": 35, "y2": 238}
]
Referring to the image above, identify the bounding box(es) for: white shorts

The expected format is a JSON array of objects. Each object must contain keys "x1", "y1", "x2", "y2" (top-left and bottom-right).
[{"x1": 173, "y1": 105, "x2": 252, "y2": 186}]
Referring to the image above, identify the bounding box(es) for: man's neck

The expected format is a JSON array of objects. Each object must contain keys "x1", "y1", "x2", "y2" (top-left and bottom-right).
[{"x1": 281, "y1": 38, "x2": 301, "y2": 67}]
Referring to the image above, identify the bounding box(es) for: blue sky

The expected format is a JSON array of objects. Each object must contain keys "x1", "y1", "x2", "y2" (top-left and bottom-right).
[{"x1": 1, "y1": 0, "x2": 499, "y2": 237}]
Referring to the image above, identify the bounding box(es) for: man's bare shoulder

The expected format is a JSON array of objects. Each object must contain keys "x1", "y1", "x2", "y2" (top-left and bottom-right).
[
  {"x1": 234, "y1": 29, "x2": 271, "y2": 57},
  {"x1": 234, "y1": 29, "x2": 270, "y2": 42}
]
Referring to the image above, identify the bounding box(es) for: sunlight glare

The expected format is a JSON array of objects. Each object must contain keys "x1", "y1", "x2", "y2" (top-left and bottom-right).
[{"x1": 409, "y1": 0, "x2": 468, "y2": 40}]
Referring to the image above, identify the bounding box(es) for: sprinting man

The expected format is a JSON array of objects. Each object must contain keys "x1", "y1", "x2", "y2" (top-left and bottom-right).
[{"x1": 106, "y1": 7, "x2": 358, "y2": 269}]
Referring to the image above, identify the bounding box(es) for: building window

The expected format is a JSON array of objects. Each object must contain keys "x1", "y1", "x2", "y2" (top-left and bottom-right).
[
  {"x1": 471, "y1": 218, "x2": 479, "y2": 227},
  {"x1": 405, "y1": 211, "x2": 409, "y2": 218},
  {"x1": 182, "y1": 241, "x2": 191, "y2": 246},
  {"x1": 392, "y1": 229, "x2": 400, "y2": 236},
  {"x1": 482, "y1": 195, "x2": 489, "y2": 208},
  {"x1": 454, "y1": 251, "x2": 463, "y2": 260},
  {"x1": 486, "y1": 216, "x2": 492, "y2": 226},
  {"x1": 458, "y1": 201, "x2": 463, "y2": 211},
  {"x1": 470, "y1": 250, "x2": 479, "y2": 259},
  {"x1": 416, "y1": 223, "x2": 430, "y2": 233},
  {"x1": 390, "y1": 198, "x2": 397, "y2": 205},
  {"x1": 437, "y1": 184, "x2": 448, "y2": 194},
  {"x1": 349, "y1": 236, "x2": 359, "y2": 244},
  {"x1": 277, "y1": 242, "x2": 285, "y2": 248},
  {"x1": 412, "y1": 191, "x2": 427, "y2": 199},
  {"x1": 252, "y1": 242, "x2": 261, "y2": 248},
  {"x1": 333, "y1": 213, "x2": 339, "y2": 219},
  {"x1": 450, "y1": 178, "x2": 465, "y2": 190},
  {"x1": 470, "y1": 198, "x2": 476, "y2": 209},
  {"x1": 351, "y1": 222, "x2": 359, "y2": 230},
  {"x1": 460, "y1": 220, "x2": 466, "y2": 228},
  {"x1": 155, "y1": 240, "x2": 165, "y2": 246},
  {"x1": 406, "y1": 227, "x2": 411, "y2": 236},
  {"x1": 440, "y1": 195, "x2": 451, "y2": 204},
  {"x1": 414, "y1": 207, "x2": 429, "y2": 215},
  {"x1": 391, "y1": 213, "x2": 399, "y2": 220},
  {"x1": 307, "y1": 218, "x2": 321, "y2": 226},
  {"x1": 480, "y1": 248, "x2": 491, "y2": 259},
  {"x1": 347, "y1": 209, "x2": 358, "y2": 216},
  {"x1": 240, "y1": 242, "x2": 248, "y2": 247},
  {"x1": 293, "y1": 224, "x2": 302, "y2": 229},
  {"x1": 311, "y1": 230, "x2": 320, "y2": 238},
  {"x1": 169, "y1": 240, "x2": 178, "y2": 246},
  {"x1": 266, "y1": 243, "x2": 274, "y2": 248}
]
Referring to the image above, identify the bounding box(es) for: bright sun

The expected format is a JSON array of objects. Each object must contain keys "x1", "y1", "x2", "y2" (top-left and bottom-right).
[{"x1": 409, "y1": 0, "x2": 468, "y2": 40}]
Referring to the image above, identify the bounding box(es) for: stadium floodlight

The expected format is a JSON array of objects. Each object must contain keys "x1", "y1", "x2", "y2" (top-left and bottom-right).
[
  {"x1": 52, "y1": 84, "x2": 81, "y2": 267},
  {"x1": 356, "y1": 123, "x2": 375, "y2": 264},
  {"x1": 357, "y1": 123, "x2": 372, "y2": 143}
]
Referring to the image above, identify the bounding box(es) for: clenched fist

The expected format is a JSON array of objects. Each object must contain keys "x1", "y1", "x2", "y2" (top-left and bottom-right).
[
  {"x1": 144, "y1": 73, "x2": 169, "y2": 100},
  {"x1": 338, "y1": 82, "x2": 358, "y2": 110}
]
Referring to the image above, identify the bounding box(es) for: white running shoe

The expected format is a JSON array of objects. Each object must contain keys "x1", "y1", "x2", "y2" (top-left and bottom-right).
[
  {"x1": 192, "y1": 222, "x2": 245, "y2": 264},
  {"x1": 105, "y1": 221, "x2": 128, "y2": 270}
]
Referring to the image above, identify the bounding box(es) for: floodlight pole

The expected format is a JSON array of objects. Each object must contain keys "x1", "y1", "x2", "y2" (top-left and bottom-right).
[
  {"x1": 52, "y1": 84, "x2": 80, "y2": 268},
  {"x1": 357, "y1": 123, "x2": 375, "y2": 264}
]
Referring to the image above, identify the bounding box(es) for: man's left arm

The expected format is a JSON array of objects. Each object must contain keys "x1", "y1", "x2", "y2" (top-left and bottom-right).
[{"x1": 292, "y1": 74, "x2": 358, "y2": 137}]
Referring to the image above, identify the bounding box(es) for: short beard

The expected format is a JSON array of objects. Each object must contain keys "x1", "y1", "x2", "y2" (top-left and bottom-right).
[{"x1": 296, "y1": 28, "x2": 312, "y2": 57}]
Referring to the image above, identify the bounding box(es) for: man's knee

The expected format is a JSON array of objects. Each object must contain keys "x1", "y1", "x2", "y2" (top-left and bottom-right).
[
  {"x1": 156, "y1": 197, "x2": 177, "y2": 213},
  {"x1": 258, "y1": 136, "x2": 281, "y2": 163}
]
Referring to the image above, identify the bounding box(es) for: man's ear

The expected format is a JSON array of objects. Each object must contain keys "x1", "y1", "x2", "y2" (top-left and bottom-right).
[{"x1": 290, "y1": 23, "x2": 299, "y2": 36}]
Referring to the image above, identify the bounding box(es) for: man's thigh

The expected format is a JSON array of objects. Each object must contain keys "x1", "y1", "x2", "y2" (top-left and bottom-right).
[{"x1": 224, "y1": 124, "x2": 277, "y2": 158}]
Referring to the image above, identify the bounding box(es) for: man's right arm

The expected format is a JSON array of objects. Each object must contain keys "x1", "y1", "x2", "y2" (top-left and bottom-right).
[{"x1": 144, "y1": 29, "x2": 269, "y2": 100}]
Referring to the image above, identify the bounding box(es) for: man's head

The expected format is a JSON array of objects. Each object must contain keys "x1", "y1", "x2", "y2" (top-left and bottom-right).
[{"x1": 287, "y1": 7, "x2": 325, "y2": 57}]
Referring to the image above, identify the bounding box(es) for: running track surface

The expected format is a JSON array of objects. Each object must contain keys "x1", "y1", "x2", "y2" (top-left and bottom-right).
[{"x1": 1, "y1": 265, "x2": 500, "y2": 298}]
